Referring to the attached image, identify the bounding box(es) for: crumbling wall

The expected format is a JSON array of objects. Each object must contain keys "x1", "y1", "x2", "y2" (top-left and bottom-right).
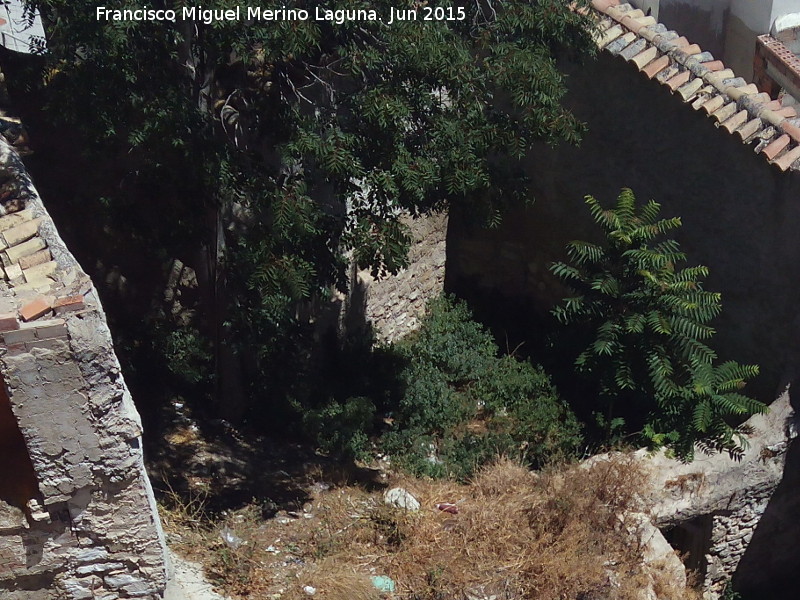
[
  {"x1": 0, "y1": 137, "x2": 168, "y2": 599},
  {"x1": 640, "y1": 392, "x2": 796, "y2": 598}
]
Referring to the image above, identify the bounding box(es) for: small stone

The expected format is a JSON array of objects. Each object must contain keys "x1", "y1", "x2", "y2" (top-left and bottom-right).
[{"x1": 384, "y1": 487, "x2": 420, "y2": 512}]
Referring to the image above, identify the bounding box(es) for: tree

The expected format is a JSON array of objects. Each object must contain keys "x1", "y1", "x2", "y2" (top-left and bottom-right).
[
  {"x1": 18, "y1": 0, "x2": 597, "y2": 420},
  {"x1": 550, "y1": 189, "x2": 766, "y2": 458}
]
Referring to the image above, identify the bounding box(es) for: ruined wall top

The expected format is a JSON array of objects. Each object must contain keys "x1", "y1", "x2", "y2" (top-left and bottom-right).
[{"x1": 0, "y1": 96, "x2": 169, "y2": 599}]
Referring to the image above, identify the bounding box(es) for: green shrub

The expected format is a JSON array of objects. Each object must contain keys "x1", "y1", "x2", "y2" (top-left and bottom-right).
[
  {"x1": 302, "y1": 396, "x2": 376, "y2": 461},
  {"x1": 550, "y1": 189, "x2": 766, "y2": 458},
  {"x1": 301, "y1": 295, "x2": 581, "y2": 477},
  {"x1": 383, "y1": 296, "x2": 582, "y2": 479}
]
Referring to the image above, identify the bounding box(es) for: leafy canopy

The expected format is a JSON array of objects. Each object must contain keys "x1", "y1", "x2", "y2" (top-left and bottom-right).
[
  {"x1": 23, "y1": 0, "x2": 596, "y2": 409},
  {"x1": 550, "y1": 189, "x2": 766, "y2": 458}
]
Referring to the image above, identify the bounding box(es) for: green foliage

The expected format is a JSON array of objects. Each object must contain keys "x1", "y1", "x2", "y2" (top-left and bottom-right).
[
  {"x1": 302, "y1": 396, "x2": 376, "y2": 461},
  {"x1": 550, "y1": 189, "x2": 767, "y2": 458},
  {"x1": 23, "y1": 0, "x2": 596, "y2": 416},
  {"x1": 382, "y1": 296, "x2": 582, "y2": 479},
  {"x1": 160, "y1": 326, "x2": 214, "y2": 387}
]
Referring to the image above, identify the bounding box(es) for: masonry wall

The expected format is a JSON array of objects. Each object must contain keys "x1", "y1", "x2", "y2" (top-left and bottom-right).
[
  {"x1": 0, "y1": 139, "x2": 168, "y2": 599},
  {"x1": 356, "y1": 212, "x2": 447, "y2": 342},
  {"x1": 447, "y1": 47, "x2": 800, "y2": 401}
]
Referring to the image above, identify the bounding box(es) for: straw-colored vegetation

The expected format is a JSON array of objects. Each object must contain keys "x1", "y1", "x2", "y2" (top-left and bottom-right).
[{"x1": 160, "y1": 455, "x2": 700, "y2": 600}]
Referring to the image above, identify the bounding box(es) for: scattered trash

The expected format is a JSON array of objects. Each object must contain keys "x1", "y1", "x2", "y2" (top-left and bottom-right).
[
  {"x1": 266, "y1": 545, "x2": 280, "y2": 554},
  {"x1": 436, "y1": 502, "x2": 459, "y2": 514},
  {"x1": 371, "y1": 575, "x2": 396, "y2": 593},
  {"x1": 219, "y1": 526, "x2": 244, "y2": 550},
  {"x1": 384, "y1": 487, "x2": 420, "y2": 512},
  {"x1": 303, "y1": 585, "x2": 317, "y2": 595}
]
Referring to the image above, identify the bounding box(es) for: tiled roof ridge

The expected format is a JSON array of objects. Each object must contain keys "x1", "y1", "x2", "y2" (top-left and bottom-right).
[{"x1": 586, "y1": 0, "x2": 800, "y2": 172}]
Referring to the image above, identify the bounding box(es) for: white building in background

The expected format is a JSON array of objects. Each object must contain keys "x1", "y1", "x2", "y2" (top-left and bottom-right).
[
  {"x1": 0, "y1": 0, "x2": 45, "y2": 54},
  {"x1": 628, "y1": 0, "x2": 800, "y2": 80}
]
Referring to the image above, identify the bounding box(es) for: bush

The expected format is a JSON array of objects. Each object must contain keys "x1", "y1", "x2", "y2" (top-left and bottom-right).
[
  {"x1": 301, "y1": 295, "x2": 581, "y2": 478},
  {"x1": 550, "y1": 189, "x2": 766, "y2": 458},
  {"x1": 382, "y1": 296, "x2": 582, "y2": 479},
  {"x1": 303, "y1": 397, "x2": 376, "y2": 462}
]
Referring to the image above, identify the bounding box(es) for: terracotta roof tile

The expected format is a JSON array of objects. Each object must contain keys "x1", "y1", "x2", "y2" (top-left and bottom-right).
[
  {"x1": 666, "y1": 70, "x2": 691, "y2": 91},
  {"x1": 691, "y1": 90, "x2": 716, "y2": 110},
  {"x1": 772, "y1": 145, "x2": 800, "y2": 171},
  {"x1": 699, "y1": 95, "x2": 726, "y2": 114},
  {"x1": 675, "y1": 44, "x2": 702, "y2": 58},
  {"x1": 663, "y1": 36, "x2": 689, "y2": 51},
  {"x1": 726, "y1": 83, "x2": 758, "y2": 101},
  {"x1": 639, "y1": 23, "x2": 667, "y2": 42},
  {"x1": 598, "y1": 25, "x2": 624, "y2": 48},
  {"x1": 735, "y1": 118, "x2": 764, "y2": 142},
  {"x1": 642, "y1": 55, "x2": 670, "y2": 78},
  {"x1": 606, "y1": 32, "x2": 637, "y2": 55},
  {"x1": 620, "y1": 38, "x2": 648, "y2": 60},
  {"x1": 585, "y1": 1, "x2": 800, "y2": 170},
  {"x1": 720, "y1": 110, "x2": 749, "y2": 134},
  {"x1": 762, "y1": 134, "x2": 791, "y2": 160},
  {"x1": 676, "y1": 77, "x2": 704, "y2": 101},
  {"x1": 761, "y1": 109, "x2": 786, "y2": 127},
  {"x1": 780, "y1": 121, "x2": 800, "y2": 143},
  {"x1": 606, "y1": 5, "x2": 627, "y2": 20},
  {"x1": 632, "y1": 46, "x2": 659, "y2": 69},
  {"x1": 740, "y1": 92, "x2": 771, "y2": 113},
  {"x1": 692, "y1": 51, "x2": 715, "y2": 63},
  {"x1": 653, "y1": 31, "x2": 680, "y2": 52},
  {"x1": 591, "y1": 0, "x2": 618, "y2": 12},
  {"x1": 704, "y1": 69, "x2": 735, "y2": 90},
  {"x1": 656, "y1": 64, "x2": 680, "y2": 83},
  {"x1": 712, "y1": 102, "x2": 739, "y2": 123}
]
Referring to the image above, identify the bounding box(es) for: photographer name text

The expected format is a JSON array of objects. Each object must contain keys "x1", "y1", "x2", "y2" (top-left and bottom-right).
[{"x1": 96, "y1": 6, "x2": 467, "y2": 26}]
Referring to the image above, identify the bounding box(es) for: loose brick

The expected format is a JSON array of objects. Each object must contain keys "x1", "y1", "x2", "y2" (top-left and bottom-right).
[
  {"x1": 19, "y1": 296, "x2": 53, "y2": 322},
  {"x1": 1, "y1": 218, "x2": 40, "y2": 247},
  {"x1": 0, "y1": 208, "x2": 33, "y2": 233},
  {"x1": 11, "y1": 279, "x2": 52, "y2": 295},
  {"x1": 4, "y1": 263, "x2": 22, "y2": 282},
  {"x1": 54, "y1": 295, "x2": 86, "y2": 315},
  {"x1": 0, "y1": 312, "x2": 19, "y2": 332},
  {"x1": 18, "y1": 248, "x2": 51, "y2": 270},
  {"x1": 24, "y1": 338, "x2": 65, "y2": 352}
]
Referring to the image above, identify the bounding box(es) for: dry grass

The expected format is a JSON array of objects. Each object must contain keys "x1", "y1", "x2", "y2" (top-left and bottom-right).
[{"x1": 163, "y1": 454, "x2": 698, "y2": 600}]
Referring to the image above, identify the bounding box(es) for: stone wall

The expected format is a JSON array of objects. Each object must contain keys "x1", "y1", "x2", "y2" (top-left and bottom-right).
[
  {"x1": 642, "y1": 392, "x2": 794, "y2": 597},
  {"x1": 356, "y1": 212, "x2": 447, "y2": 342},
  {"x1": 0, "y1": 137, "x2": 168, "y2": 599}
]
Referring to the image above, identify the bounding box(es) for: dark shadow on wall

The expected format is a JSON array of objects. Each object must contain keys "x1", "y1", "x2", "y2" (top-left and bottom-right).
[{"x1": 0, "y1": 381, "x2": 42, "y2": 513}]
